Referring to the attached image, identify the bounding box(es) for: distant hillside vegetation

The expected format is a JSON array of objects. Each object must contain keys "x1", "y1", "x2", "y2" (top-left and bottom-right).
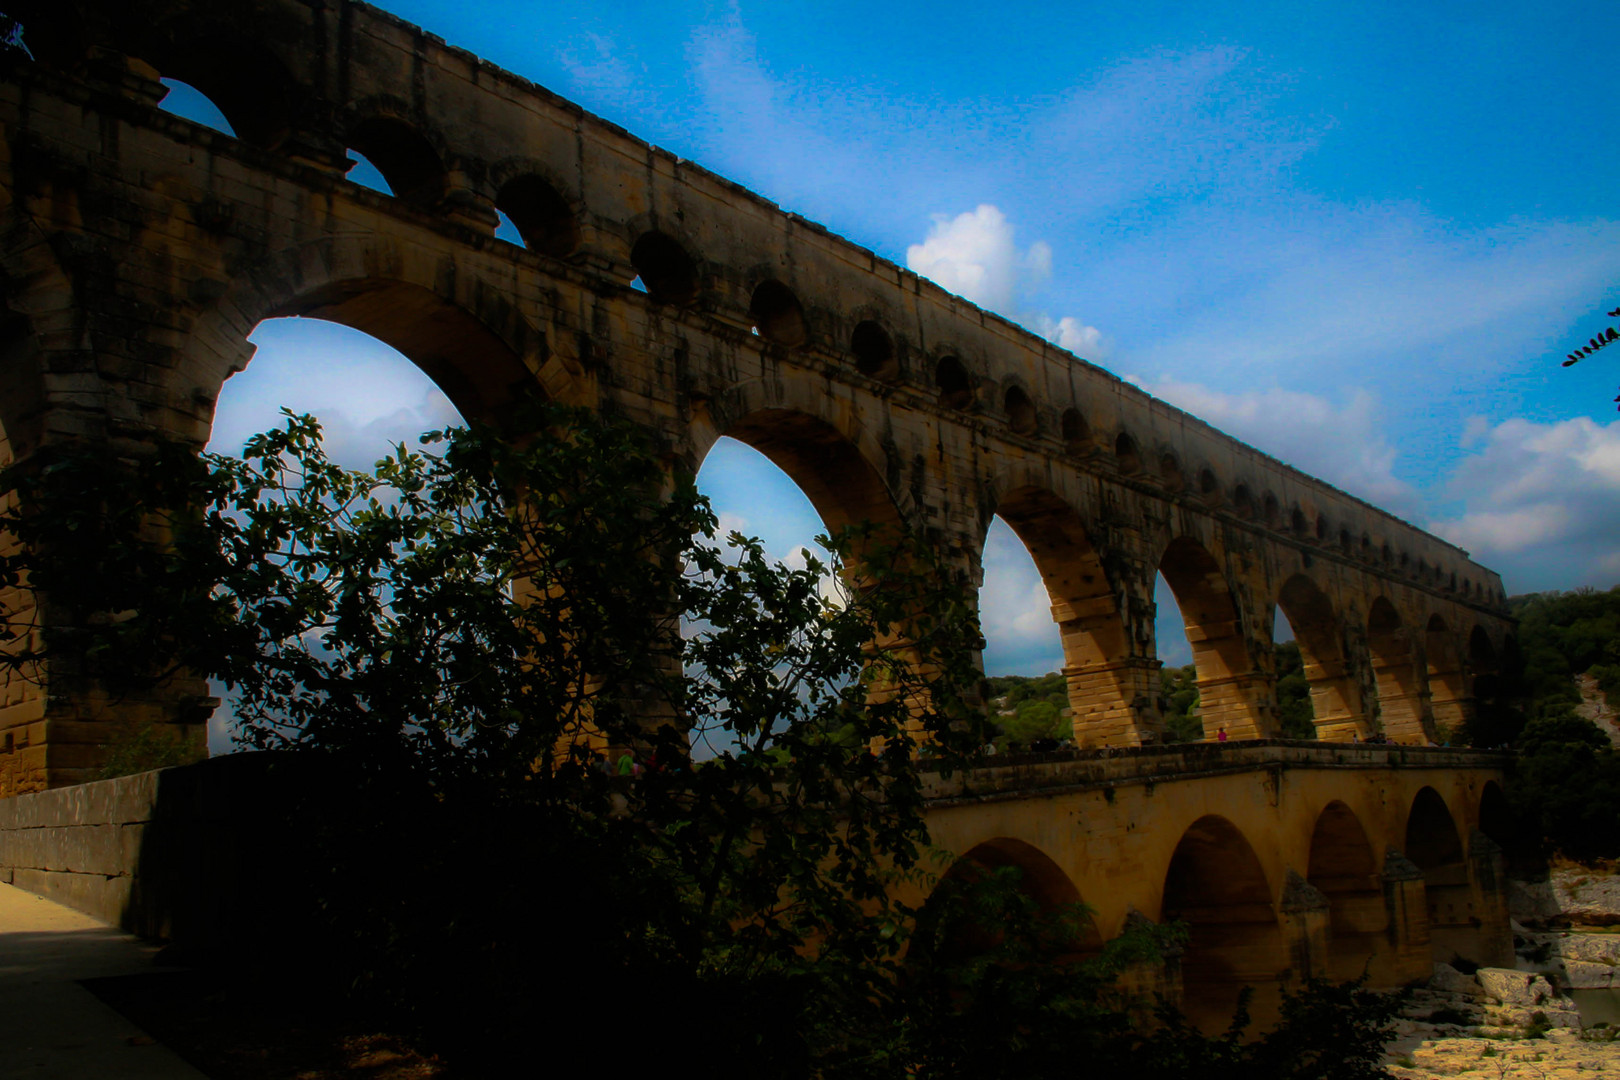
[
  {"x1": 1495, "y1": 586, "x2": 1620, "y2": 864},
  {"x1": 1510, "y1": 586, "x2": 1620, "y2": 724}
]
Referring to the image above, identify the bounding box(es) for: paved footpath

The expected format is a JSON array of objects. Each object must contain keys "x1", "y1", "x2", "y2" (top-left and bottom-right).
[{"x1": 0, "y1": 882, "x2": 207, "y2": 1078}]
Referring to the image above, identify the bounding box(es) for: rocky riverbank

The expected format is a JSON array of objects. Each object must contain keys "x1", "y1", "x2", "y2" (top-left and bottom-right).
[{"x1": 1382, "y1": 866, "x2": 1620, "y2": 1077}]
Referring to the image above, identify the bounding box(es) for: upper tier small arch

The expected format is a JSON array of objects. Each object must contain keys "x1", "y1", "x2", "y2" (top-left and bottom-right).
[
  {"x1": 495, "y1": 173, "x2": 579, "y2": 258},
  {"x1": 749, "y1": 280, "x2": 808, "y2": 346},
  {"x1": 141, "y1": 16, "x2": 302, "y2": 148},
  {"x1": 343, "y1": 111, "x2": 447, "y2": 209}
]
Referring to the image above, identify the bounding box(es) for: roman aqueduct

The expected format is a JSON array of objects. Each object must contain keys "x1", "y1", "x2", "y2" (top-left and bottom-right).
[{"x1": 0, "y1": 0, "x2": 1521, "y2": 1024}]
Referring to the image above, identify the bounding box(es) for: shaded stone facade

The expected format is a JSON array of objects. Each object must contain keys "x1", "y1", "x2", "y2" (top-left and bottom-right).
[{"x1": 0, "y1": 0, "x2": 1512, "y2": 793}]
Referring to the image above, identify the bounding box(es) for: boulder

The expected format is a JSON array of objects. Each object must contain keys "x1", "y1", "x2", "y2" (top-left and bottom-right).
[
  {"x1": 1563, "y1": 959, "x2": 1619, "y2": 989},
  {"x1": 1509, "y1": 878, "x2": 1560, "y2": 922},
  {"x1": 1485, "y1": 1003, "x2": 1582, "y2": 1029},
  {"x1": 1550, "y1": 869, "x2": 1620, "y2": 925},
  {"x1": 1428, "y1": 962, "x2": 1482, "y2": 997},
  {"x1": 1476, "y1": 968, "x2": 1566, "y2": 1008},
  {"x1": 1559, "y1": 931, "x2": 1620, "y2": 966}
]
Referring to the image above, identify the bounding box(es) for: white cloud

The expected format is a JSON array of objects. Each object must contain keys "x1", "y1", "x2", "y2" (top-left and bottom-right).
[
  {"x1": 1431, "y1": 417, "x2": 1620, "y2": 591},
  {"x1": 1035, "y1": 315, "x2": 1106, "y2": 357},
  {"x1": 210, "y1": 318, "x2": 464, "y2": 470},
  {"x1": 1116, "y1": 209, "x2": 1620, "y2": 396},
  {"x1": 978, "y1": 517, "x2": 1064, "y2": 677},
  {"x1": 907, "y1": 205, "x2": 1028, "y2": 314},
  {"x1": 1128, "y1": 377, "x2": 1417, "y2": 514},
  {"x1": 714, "y1": 510, "x2": 750, "y2": 537},
  {"x1": 906, "y1": 204, "x2": 1107, "y2": 360},
  {"x1": 556, "y1": 31, "x2": 642, "y2": 110}
]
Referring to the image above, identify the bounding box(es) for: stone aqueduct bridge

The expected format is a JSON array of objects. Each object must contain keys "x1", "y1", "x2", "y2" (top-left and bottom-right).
[
  {"x1": 0, "y1": 0, "x2": 1516, "y2": 1010},
  {"x1": 915, "y1": 743, "x2": 1512, "y2": 1027}
]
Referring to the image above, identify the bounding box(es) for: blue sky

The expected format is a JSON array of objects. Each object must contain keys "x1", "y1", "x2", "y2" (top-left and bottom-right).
[{"x1": 186, "y1": 0, "x2": 1620, "y2": 692}]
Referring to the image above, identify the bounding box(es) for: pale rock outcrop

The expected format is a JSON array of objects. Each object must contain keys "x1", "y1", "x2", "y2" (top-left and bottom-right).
[
  {"x1": 1475, "y1": 968, "x2": 1581, "y2": 1027},
  {"x1": 1510, "y1": 868, "x2": 1620, "y2": 927}
]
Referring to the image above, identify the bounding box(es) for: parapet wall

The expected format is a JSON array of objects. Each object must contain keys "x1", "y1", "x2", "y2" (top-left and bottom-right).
[
  {"x1": 0, "y1": 754, "x2": 295, "y2": 941},
  {"x1": 922, "y1": 739, "x2": 1511, "y2": 804}
]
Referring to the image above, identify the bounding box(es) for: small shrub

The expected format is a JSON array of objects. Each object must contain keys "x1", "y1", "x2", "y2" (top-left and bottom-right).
[{"x1": 95, "y1": 724, "x2": 202, "y2": 780}]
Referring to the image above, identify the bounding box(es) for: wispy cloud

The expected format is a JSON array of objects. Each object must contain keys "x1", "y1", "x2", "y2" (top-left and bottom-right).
[
  {"x1": 1112, "y1": 207, "x2": 1620, "y2": 397},
  {"x1": 1127, "y1": 377, "x2": 1416, "y2": 515},
  {"x1": 1432, "y1": 416, "x2": 1620, "y2": 591},
  {"x1": 674, "y1": 11, "x2": 1620, "y2": 445},
  {"x1": 906, "y1": 204, "x2": 1108, "y2": 360},
  {"x1": 979, "y1": 518, "x2": 1064, "y2": 677},
  {"x1": 555, "y1": 30, "x2": 645, "y2": 113}
]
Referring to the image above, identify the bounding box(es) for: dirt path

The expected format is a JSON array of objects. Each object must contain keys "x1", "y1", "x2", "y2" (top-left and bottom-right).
[{"x1": 1573, "y1": 673, "x2": 1620, "y2": 748}]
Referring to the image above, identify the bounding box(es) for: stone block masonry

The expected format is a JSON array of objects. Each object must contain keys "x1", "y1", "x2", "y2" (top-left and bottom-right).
[
  {"x1": 0, "y1": 754, "x2": 300, "y2": 943},
  {"x1": 0, "y1": 0, "x2": 1516, "y2": 787}
]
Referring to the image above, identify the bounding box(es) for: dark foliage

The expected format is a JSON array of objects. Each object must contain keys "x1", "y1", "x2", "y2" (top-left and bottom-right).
[
  {"x1": 1159, "y1": 662, "x2": 1203, "y2": 742},
  {"x1": 1274, "y1": 641, "x2": 1317, "y2": 739},
  {"x1": 983, "y1": 671, "x2": 1070, "y2": 748},
  {"x1": 1484, "y1": 587, "x2": 1620, "y2": 863},
  {"x1": 0, "y1": 408, "x2": 1404, "y2": 1076}
]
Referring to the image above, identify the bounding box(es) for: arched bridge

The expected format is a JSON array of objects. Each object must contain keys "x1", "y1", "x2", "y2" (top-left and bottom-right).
[{"x1": 918, "y1": 742, "x2": 1513, "y2": 1027}]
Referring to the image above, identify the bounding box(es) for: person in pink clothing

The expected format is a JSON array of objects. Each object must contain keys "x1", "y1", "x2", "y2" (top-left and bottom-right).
[{"x1": 1216, "y1": 726, "x2": 1228, "y2": 742}]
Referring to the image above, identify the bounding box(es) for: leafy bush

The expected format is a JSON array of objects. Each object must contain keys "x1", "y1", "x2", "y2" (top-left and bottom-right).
[
  {"x1": 985, "y1": 671, "x2": 1071, "y2": 747},
  {"x1": 95, "y1": 724, "x2": 204, "y2": 780},
  {"x1": 0, "y1": 408, "x2": 1406, "y2": 1076},
  {"x1": 1509, "y1": 712, "x2": 1620, "y2": 863},
  {"x1": 1275, "y1": 641, "x2": 1317, "y2": 739},
  {"x1": 1160, "y1": 662, "x2": 1203, "y2": 742}
]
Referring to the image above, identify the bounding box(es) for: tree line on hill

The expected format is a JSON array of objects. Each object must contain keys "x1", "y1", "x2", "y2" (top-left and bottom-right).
[{"x1": 1489, "y1": 587, "x2": 1620, "y2": 866}]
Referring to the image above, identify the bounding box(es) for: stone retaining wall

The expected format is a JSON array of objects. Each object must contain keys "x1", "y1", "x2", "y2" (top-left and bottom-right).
[{"x1": 0, "y1": 753, "x2": 295, "y2": 943}]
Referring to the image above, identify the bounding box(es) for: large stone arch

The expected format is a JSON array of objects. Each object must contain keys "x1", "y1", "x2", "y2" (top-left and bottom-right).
[
  {"x1": 1425, "y1": 614, "x2": 1468, "y2": 739},
  {"x1": 1367, "y1": 597, "x2": 1427, "y2": 743},
  {"x1": 1305, "y1": 800, "x2": 1385, "y2": 982},
  {"x1": 1275, "y1": 573, "x2": 1365, "y2": 741},
  {"x1": 0, "y1": 316, "x2": 43, "y2": 798},
  {"x1": 1404, "y1": 786, "x2": 1477, "y2": 966},
  {"x1": 181, "y1": 237, "x2": 556, "y2": 447},
  {"x1": 0, "y1": 198, "x2": 76, "y2": 457},
  {"x1": 1156, "y1": 536, "x2": 1266, "y2": 740},
  {"x1": 979, "y1": 476, "x2": 1148, "y2": 748},
  {"x1": 693, "y1": 376, "x2": 912, "y2": 541},
  {"x1": 913, "y1": 836, "x2": 1099, "y2": 965},
  {"x1": 1467, "y1": 625, "x2": 1503, "y2": 722},
  {"x1": 1468, "y1": 625, "x2": 1499, "y2": 677},
  {"x1": 1161, "y1": 814, "x2": 1287, "y2": 1031},
  {"x1": 0, "y1": 235, "x2": 87, "y2": 795}
]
